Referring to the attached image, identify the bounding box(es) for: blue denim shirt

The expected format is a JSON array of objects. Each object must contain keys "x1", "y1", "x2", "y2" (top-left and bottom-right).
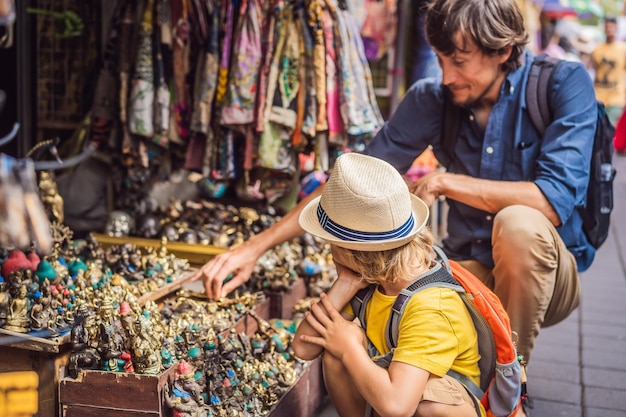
[{"x1": 365, "y1": 51, "x2": 597, "y2": 271}]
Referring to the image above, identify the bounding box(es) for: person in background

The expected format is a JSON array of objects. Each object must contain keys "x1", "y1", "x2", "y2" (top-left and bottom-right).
[
  {"x1": 558, "y1": 36, "x2": 582, "y2": 63},
  {"x1": 592, "y1": 16, "x2": 626, "y2": 126},
  {"x1": 410, "y1": 0, "x2": 442, "y2": 83},
  {"x1": 192, "y1": 0, "x2": 596, "y2": 366},
  {"x1": 293, "y1": 152, "x2": 488, "y2": 417},
  {"x1": 540, "y1": 22, "x2": 566, "y2": 60},
  {"x1": 572, "y1": 32, "x2": 596, "y2": 80}
]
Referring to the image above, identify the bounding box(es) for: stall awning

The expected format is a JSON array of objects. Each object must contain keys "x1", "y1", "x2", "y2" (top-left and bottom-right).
[{"x1": 538, "y1": 0, "x2": 605, "y2": 19}]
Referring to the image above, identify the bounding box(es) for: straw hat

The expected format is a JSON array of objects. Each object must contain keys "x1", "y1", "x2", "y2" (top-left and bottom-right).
[{"x1": 299, "y1": 153, "x2": 429, "y2": 251}]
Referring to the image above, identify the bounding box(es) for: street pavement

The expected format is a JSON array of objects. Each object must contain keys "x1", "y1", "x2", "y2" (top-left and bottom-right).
[{"x1": 314, "y1": 154, "x2": 626, "y2": 417}]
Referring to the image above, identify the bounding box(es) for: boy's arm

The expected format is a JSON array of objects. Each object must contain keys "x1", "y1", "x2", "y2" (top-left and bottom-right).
[
  {"x1": 299, "y1": 294, "x2": 432, "y2": 416},
  {"x1": 293, "y1": 266, "x2": 366, "y2": 361},
  {"x1": 292, "y1": 281, "x2": 360, "y2": 360}
]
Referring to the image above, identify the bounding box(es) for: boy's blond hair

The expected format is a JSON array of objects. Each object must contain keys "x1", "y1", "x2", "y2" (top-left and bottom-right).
[{"x1": 337, "y1": 227, "x2": 435, "y2": 285}]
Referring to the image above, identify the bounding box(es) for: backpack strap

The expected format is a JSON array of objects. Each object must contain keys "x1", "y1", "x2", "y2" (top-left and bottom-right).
[
  {"x1": 350, "y1": 286, "x2": 376, "y2": 331},
  {"x1": 386, "y1": 249, "x2": 462, "y2": 349},
  {"x1": 526, "y1": 53, "x2": 560, "y2": 137}
]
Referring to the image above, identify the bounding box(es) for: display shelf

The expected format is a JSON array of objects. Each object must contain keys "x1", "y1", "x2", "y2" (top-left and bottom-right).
[
  {"x1": 0, "y1": 328, "x2": 70, "y2": 353},
  {"x1": 91, "y1": 233, "x2": 226, "y2": 267}
]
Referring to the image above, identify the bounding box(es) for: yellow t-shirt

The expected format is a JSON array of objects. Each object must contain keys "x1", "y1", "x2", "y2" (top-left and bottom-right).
[
  {"x1": 362, "y1": 286, "x2": 481, "y2": 387},
  {"x1": 592, "y1": 41, "x2": 626, "y2": 107}
]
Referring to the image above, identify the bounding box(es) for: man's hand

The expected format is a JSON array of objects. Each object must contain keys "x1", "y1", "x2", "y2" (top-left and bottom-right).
[
  {"x1": 407, "y1": 171, "x2": 447, "y2": 207},
  {"x1": 190, "y1": 241, "x2": 262, "y2": 299},
  {"x1": 298, "y1": 293, "x2": 366, "y2": 360}
]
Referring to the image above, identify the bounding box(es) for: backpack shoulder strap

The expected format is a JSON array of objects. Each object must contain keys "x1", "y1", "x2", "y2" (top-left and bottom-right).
[
  {"x1": 440, "y1": 87, "x2": 463, "y2": 167},
  {"x1": 385, "y1": 246, "x2": 463, "y2": 349},
  {"x1": 526, "y1": 53, "x2": 560, "y2": 137},
  {"x1": 350, "y1": 285, "x2": 376, "y2": 331}
]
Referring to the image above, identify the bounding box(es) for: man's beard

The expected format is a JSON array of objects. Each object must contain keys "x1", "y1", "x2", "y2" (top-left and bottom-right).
[{"x1": 450, "y1": 71, "x2": 502, "y2": 109}]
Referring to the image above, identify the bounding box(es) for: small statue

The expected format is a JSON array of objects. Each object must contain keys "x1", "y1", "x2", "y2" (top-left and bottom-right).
[
  {"x1": 68, "y1": 304, "x2": 101, "y2": 378},
  {"x1": 38, "y1": 171, "x2": 64, "y2": 224},
  {"x1": 4, "y1": 284, "x2": 30, "y2": 332},
  {"x1": 132, "y1": 314, "x2": 162, "y2": 374},
  {"x1": 97, "y1": 296, "x2": 124, "y2": 372},
  {"x1": 29, "y1": 291, "x2": 46, "y2": 330},
  {"x1": 0, "y1": 278, "x2": 9, "y2": 327},
  {"x1": 163, "y1": 360, "x2": 207, "y2": 417}
]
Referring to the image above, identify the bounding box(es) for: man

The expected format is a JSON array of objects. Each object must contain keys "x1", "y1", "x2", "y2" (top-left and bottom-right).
[
  {"x1": 592, "y1": 16, "x2": 626, "y2": 126},
  {"x1": 192, "y1": 0, "x2": 597, "y2": 364}
]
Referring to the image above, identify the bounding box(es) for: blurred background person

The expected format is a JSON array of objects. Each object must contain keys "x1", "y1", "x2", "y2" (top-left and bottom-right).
[{"x1": 591, "y1": 16, "x2": 626, "y2": 126}]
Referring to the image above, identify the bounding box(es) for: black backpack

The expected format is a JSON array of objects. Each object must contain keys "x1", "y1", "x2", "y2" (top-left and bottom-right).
[{"x1": 441, "y1": 54, "x2": 616, "y2": 249}]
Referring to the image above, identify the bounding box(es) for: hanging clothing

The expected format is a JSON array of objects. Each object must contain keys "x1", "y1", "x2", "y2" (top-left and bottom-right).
[
  {"x1": 220, "y1": 0, "x2": 264, "y2": 126},
  {"x1": 129, "y1": 0, "x2": 156, "y2": 137}
]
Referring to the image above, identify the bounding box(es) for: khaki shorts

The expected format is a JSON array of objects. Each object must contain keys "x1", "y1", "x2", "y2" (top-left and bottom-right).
[{"x1": 421, "y1": 375, "x2": 485, "y2": 417}]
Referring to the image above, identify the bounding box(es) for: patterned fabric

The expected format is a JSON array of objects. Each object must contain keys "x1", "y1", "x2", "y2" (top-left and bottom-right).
[
  {"x1": 254, "y1": 6, "x2": 276, "y2": 133},
  {"x1": 221, "y1": 0, "x2": 264, "y2": 126},
  {"x1": 329, "y1": 0, "x2": 382, "y2": 136},
  {"x1": 215, "y1": 0, "x2": 235, "y2": 104},
  {"x1": 310, "y1": 0, "x2": 327, "y2": 132},
  {"x1": 321, "y1": 8, "x2": 344, "y2": 144},
  {"x1": 153, "y1": 0, "x2": 171, "y2": 147},
  {"x1": 190, "y1": 0, "x2": 219, "y2": 137},
  {"x1": 129, "y1": 0, "x2": 155, "y2": 137},
  {"x1": 171, "y1": 0, "x2": 190, "y2": 140}
]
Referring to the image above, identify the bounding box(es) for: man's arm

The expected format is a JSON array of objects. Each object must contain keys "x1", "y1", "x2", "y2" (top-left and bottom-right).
[
  {"x1": 410, "y1": 171, "x2": 561, "y2": 225},
  {"x1": 191, "y1": 184, "x2": 324, "y2": 299}
]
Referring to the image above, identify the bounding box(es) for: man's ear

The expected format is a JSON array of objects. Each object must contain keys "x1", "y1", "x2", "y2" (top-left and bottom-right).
[{"x1": 498, "y1": 46, "x2": 513, "y2": 63}]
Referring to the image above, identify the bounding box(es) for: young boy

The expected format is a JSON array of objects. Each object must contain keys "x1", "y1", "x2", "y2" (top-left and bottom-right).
[{"x1": 293, "y1": 153, "x2": 484, "y2": 417}]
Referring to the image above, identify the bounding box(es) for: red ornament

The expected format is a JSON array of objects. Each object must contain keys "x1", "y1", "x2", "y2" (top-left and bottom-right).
[{"x1": 2, "y1": 250, "x2": 33, "y2": 277}]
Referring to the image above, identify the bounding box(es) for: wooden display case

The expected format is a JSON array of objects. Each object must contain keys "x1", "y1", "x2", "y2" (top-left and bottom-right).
[
  {"x1": 59, "y1": 364, "x2": 177, "y2": 417},
  {"x1": 0, "y1": 343, "x2": 71, "y2": 417},
  {"x1": 267, "y1": 357, "x2": 326, "y2": 417}
]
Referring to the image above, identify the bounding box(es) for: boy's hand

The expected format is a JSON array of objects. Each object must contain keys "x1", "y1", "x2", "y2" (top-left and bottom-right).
[{"x1": 299, "y1": 293, "x2": 366, "y2": 360}]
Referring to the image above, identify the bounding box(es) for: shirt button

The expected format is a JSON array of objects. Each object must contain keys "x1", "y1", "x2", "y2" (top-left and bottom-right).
[
  {"x1": 486, "y1": 146, "x2": 494, "y2": 154},
  {"x1": 486, "y1": 215, "x2": 493, "y2": 221},
  {"x1": 476, "y1": 239, "x2": 482, "y2": 244},
  {"x1": 510, "y1": 86, "x2": 515, "y2": 94},
  {"x1": 469, "y1": 114, "x2": 475, "y2": 121}
]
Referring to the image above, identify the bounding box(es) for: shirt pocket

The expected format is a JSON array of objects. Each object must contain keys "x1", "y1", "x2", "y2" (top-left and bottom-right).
[{"x1": 505, "y1": 140, "x2": 540, "y2": 180}]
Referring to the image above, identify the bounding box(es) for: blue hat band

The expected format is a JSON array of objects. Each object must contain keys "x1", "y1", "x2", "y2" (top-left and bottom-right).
[{"x1": 317, "y1": 204, "x2": 415, "y2": 242}]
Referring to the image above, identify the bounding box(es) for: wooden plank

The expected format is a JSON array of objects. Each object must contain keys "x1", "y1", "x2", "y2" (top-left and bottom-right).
[
  {"x1": 91, "y1": 233, "x2": 226, "y2": 267},
  {"x1": 267, "y1": 357, "x2": 326, "y2": 417},
  {"x1": 59, "y1": 366, "x2": 177, "y2": 413},
  {"x1": 61, "y1": 404, "x2": 160, "y2": 417},
  {"x1": 0, "y1": 328, "x2": 70, "y2": 353},
  {"x1": 136, "y1": 269, "x2": 197, "y2": 307}
]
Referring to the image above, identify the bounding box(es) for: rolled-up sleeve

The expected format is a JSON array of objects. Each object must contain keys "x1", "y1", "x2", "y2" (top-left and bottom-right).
[{"x1": 533, "y1": 64, "x2": 597, "y2": 226}]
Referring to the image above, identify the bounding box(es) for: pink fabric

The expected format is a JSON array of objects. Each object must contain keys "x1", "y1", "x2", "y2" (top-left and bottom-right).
[{"x1": 322, "y1": 10, "x2": 344, "y2": 142}]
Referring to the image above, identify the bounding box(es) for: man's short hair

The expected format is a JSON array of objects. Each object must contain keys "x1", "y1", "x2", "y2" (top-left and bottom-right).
[{"x1": 425, "y1": 0, "x2": 529, "y2": 72}]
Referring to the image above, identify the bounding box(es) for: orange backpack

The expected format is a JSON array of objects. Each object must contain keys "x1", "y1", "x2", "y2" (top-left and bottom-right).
[{"x1": 350, "y1": 246, "x2": 526, "y2": 417}]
